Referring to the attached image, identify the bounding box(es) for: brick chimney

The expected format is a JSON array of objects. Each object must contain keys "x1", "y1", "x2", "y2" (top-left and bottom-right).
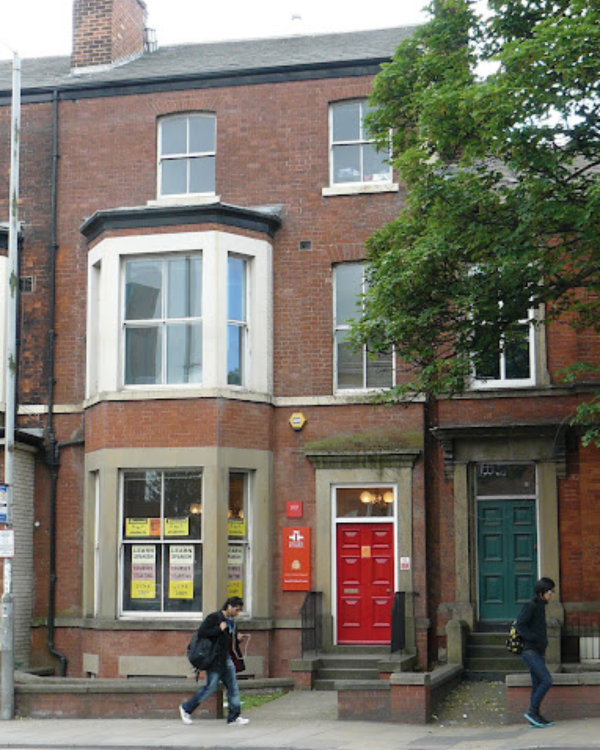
[{"x1": 72, "y1": 0, "x2": 148, "y2": 71}]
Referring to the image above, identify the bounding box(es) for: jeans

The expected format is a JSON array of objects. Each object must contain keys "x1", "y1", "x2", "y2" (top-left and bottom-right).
[
  {"x1": 521, "y1": 649, "x2": 553, "y2": 714},
  {"x1": 181, "y1": 656, "x2": 241, "y2": 722}
]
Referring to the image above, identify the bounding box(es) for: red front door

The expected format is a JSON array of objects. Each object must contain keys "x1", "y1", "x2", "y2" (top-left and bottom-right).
[{"x1": 336, "y1": 523, "x2": 395, "y2": 644}]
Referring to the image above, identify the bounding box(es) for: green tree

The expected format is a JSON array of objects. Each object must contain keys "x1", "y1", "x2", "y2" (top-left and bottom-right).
[{"x1": 351, "y1": 0, "x2": 600, "y2": 444}]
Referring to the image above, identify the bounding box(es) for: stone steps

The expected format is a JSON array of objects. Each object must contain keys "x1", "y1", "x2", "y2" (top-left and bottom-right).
[{"x1": 464, "y1": 631, "x2": 527, "y2": 676}]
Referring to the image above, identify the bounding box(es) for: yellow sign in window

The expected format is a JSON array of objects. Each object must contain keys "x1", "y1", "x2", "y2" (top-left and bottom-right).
[
  {"x1": 126, "y1": 518, "x2": 151, "y2": 537},
  {"x1": 165, "y1": 518, "x2": 189, "y2": 536}
]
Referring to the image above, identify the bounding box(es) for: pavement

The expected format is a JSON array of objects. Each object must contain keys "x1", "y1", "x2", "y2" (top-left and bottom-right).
[{"x1": 1, "y1": 691, "x2": 600, "y2": 750}]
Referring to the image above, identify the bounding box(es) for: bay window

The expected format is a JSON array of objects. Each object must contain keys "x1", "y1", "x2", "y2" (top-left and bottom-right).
[
  {"x1": 228, "y1": 472, "x2": 250, "y2": 604},
  {"x1": 124, "y1": 256, "x2": 202, "y2": 385},
  {"x1": 120, "y1": 470, "x2": 203, "y2": 615},
  {"x1": 227, "y1": 256, "x2": 248, "y2": 386},
  {"x1": 87, "y1": 230, "x2": 272, "y2": 399}
]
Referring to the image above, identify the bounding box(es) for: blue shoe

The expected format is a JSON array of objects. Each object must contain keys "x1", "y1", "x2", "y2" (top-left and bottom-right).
[
  {"x1": 525, "y1": 711, "x2": 551, "y2": 728},
  {"x1": 538, "y1": 713, "x2": 554, "y2": 727}
]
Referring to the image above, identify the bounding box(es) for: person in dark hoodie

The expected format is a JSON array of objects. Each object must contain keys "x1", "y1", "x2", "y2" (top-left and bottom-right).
[
  {"x1": 516, "y1": 577, "x2": 556, "y2": 728},
  {"x1": 179, "y1": 596, "x2": 249, "y2": 726}
]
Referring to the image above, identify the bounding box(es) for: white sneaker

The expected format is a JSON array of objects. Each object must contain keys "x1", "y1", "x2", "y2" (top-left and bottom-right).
[
  {"x1": 229, "y1": 716, "x2": 250, "y2": 726},
  {"x1": 179, "y1": 705, "x2": 193, "y2": 725}
]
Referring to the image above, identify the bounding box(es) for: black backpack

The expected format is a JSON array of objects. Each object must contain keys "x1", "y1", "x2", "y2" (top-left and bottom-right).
[{"x1": 187, "y1": 631, "x2": 218, "y2": 671}]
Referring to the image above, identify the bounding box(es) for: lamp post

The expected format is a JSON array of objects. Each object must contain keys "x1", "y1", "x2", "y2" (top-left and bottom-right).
[{"x1": 1, "y1": 45, "x2": 21, "y2": 722}]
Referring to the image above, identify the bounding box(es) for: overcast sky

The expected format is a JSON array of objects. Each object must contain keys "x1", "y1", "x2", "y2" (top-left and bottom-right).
[{"x1": 0, "y1": 0, "x2": 430, "y2": 61}]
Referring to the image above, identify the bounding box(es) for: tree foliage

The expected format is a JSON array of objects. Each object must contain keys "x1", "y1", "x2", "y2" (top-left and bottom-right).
[{"x1": 351, "y1": 0, "x2": 600, "y2": 442}]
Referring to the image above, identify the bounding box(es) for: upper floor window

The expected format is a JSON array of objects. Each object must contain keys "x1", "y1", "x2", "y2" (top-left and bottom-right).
[
  {"x1": 124, "y1": 255, "x2": 202, "y2": 386},
  {"x1": 471, "y1": 310, "x2": 536, "y2": 389},
  {"x1": 333, "y1": 263, "x2": 394, "y2": 391},
  {"x1": 87, "y1": 230, "x2": 273, "y2": 399},
  {"x1": 158, "y1": 114, "x2": 216, "y2": 197},
  {"x1": 227, "y1": 256, "x2": 248, "y2": 386},
  {"x1": 329, "y1": 100, "x2": 391, "y2": 186}
]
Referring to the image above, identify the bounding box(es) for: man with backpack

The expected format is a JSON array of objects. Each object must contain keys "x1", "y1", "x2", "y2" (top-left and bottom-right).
[{"x1": 179, "y1": 596, "x2": 249, "y2": 726}]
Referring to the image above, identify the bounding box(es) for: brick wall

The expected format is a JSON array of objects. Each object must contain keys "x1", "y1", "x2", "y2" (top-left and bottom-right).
[
  {"x1": 16, "y1": 684, "x2": 221, "y2": 719},
  {"x1": 507, "y1": 681, "x2": 600, "y2": 723}
]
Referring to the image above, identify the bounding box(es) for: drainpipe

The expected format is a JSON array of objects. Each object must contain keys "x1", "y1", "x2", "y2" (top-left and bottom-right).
[{"x1": 45, "y1": 90, "x2": 68, "y2": 677}]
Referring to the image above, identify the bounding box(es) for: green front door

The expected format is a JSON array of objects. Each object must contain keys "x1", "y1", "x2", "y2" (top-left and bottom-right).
[{"x1": 477, "y1": 499, "x2": 537, "y2": 621}]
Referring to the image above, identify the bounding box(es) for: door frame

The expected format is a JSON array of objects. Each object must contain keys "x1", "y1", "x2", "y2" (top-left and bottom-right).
[
  {"x1": 431, "y1": 424, "x2": 565, "y2": 631},
  {"x1": 331, "y1": 483, "x2": 398, "y2": 645}
]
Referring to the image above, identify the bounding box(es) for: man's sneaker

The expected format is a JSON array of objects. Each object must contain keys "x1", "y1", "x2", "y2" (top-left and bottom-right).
[
  {"x1": 524, "y1": 711, "x2": 550, "y2": 728},
  {"x1": 538, "y1": 713, "x2": 555, "y2": 727},
  {"x1": 229, "y1": 716, "x2": 250, "y2": 726},
  {"x1": 179, "y1": 705, "x2": 193, "y2": 725}
]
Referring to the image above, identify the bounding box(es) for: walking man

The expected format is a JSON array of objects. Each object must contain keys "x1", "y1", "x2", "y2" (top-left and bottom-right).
[
  {"x1": 516, "y1": 577, "x2": 556, "y2": 728},
  {"x1": 179, "y1": 596, "x2": 249, "y2": 726}
]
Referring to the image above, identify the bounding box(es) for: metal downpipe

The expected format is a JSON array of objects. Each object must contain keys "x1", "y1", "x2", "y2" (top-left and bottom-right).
[{"x1": 46, "y1": 90, "x2": 68, "y2": 677}]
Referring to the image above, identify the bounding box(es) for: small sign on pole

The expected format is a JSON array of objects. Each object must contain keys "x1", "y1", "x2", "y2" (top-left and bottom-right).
[
  {"x1": 0, "y1": 530, "x2": 15, "y2": 558},
  {"x1": 0, "y1": 485, "x2": 7, "y2": 523}
]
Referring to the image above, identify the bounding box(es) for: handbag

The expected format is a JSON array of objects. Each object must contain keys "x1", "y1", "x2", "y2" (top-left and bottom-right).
[
  {"x1": 505, "y1": 620, "x2": 524, "y2": 655},
  {"x1": 230, "y1": 634, "x2": 249, "y2": 673}
]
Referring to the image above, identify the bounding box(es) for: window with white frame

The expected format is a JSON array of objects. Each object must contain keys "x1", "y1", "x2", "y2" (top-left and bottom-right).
[
  {"x1": 227, "y1": 472, "x2": 251, "y2": 606},
  {"x1": 227, "y1": 256, "x2": 248, "y2": 386},
  {"x1": 120, "y1": 470, "x2": 203, "y2": 615},
  {"x1": 87, "y1": 231, "x2": 272, "y2": 398},
  {"x1": 471, "y1": 310, "x2": 536, "y2": 388},
  {"x1": 124, "y1": 255, "x2": 202, "y2": 386},
  {"x1": 329, "y1": 100, "x2": 391, "y2": 186},
  {"x1": 158, "y1": 114, "x2": 216, "y2": 197},
  {"x1": 333, "y1": 263, "x2": 394, "y2": 391}
]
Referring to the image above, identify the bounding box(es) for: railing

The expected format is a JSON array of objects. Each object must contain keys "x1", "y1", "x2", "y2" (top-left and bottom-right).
[
  {"x1": 391, "y1": 591, "x2": 406, "y2": 653},
  {"x1": 300, "y1": 591, "x2": 323, "y2": 656},
  {"x1": 563, "y1": 620, "x2": 600, "y2": 664}
]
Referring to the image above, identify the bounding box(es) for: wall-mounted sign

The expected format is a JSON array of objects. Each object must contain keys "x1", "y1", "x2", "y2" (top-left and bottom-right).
[
  {"x1": 286, "y1": 501, "x2": 303, "y2": 518},
  {"x1": 282, "y1": 527, "x2": 310, "y2": 591},
  {"x1": 400, "y1": 556, "x2": 411, "y2": 571},
  {"x1": 0, "y1": 484, "x2": 7, "y2": 524},
  {"x1": 0, "y1": 529, "x2": 14, "y2": 558}
]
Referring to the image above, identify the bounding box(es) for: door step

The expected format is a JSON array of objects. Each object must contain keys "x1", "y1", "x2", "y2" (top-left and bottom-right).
[{"x1": 464, "y1": 631, "x2": 527, "y2": 676}]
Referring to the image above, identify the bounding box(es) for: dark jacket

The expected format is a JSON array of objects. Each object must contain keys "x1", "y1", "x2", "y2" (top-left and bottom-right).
[
  {"x1": 196, "y1": 610, "x2": 235, "y2": 673},
  {"x1": 516, "y1": 596, "x2": 548, "y2": 655}
]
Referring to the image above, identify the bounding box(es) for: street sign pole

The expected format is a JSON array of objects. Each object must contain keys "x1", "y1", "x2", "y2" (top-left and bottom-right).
[{"x1": 1, "y1": 50, "x2": 21, "y2": 722}]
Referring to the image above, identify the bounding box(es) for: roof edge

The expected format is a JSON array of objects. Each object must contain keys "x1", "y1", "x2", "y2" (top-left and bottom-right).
[{"x1": 80, "y1": 202, "x2": 283, "y2": 242}]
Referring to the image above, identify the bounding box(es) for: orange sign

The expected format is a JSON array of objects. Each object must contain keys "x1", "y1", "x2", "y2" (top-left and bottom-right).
[{"x1": 282, "y1": 527, "x2": 311, "y2": 591}]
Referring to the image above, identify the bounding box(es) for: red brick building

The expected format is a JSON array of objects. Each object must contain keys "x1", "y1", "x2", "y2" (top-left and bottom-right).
[{"x1": 0, "y1": 0, "x2": 598, "y2": 681}]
